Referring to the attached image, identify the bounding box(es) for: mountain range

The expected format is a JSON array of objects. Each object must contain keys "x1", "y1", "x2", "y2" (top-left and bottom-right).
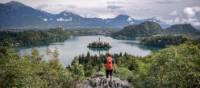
[{"x1": 0, "y1": 1, "x2": 168, "y2": 29}]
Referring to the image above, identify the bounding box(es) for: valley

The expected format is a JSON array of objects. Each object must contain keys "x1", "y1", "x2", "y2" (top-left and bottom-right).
[{"x1": 0, "y1": 1, "x2": 200, "y2": 88}]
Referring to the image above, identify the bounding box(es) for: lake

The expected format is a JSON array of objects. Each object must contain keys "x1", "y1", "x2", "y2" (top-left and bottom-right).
[{"x1": 19, "y1": 35, "x2": 153, "y2": 66}]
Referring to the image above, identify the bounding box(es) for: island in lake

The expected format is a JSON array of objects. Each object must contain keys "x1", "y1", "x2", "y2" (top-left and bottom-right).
[{"x1": 87, "y1": 37, "x2": 111, "y2": 50}]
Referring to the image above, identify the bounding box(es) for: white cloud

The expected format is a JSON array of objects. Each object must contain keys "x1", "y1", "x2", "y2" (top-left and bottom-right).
[
  {"x1": 1, "y1": 0, "x2": 200, "y2": 26},
  {"x1": 183, "y1": 7, "x2": 200, "y2": 17},
  {"x1": 187, "y1": 18, "x2": 200, "y2": 26},
  {"x1": 169, "y1": 10, "x2": 178, "y2": 16},
  {"x1": 192, "y1": 21, "x2": 200, "y2": 26},
  {"x1": 183, "y1": 7, "x2": 200, "y2": 26},
  {"x1": 165, "y1": 6, "x2": 200, "y2": 27},
  {"x1": 184, "y1": 7, "x2": 196, "y2": 17},
  {"x1": 0, "y1": 0, "x2": 192, "y2": 18}
]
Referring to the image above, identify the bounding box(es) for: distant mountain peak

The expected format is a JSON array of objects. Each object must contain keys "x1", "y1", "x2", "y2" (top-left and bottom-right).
[
  {"x1": 5, "y1": 1, "x2": 26, "y2": 7},
  {"x1": 58, "y1": 11, "x2": 81, "y2": 18},
  {"x1": 60, "y1": 11, "x2": 73, "y2": 15},
  {"x1": 141, "y1": 21, "x2": 160, "y2": 26},
  {"x1": 115, "y1": 14, "x2": 130, "y2": 19},
  {"x1": 145, "y1": 17, "x2": 161, "y2": 23}
]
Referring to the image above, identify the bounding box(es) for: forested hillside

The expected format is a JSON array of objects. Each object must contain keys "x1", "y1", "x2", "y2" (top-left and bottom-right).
[
  {"x1": 141, "y1": 35, "x2": 190, "y2": 48},
  {"x1": 0, "y1": 41, "x2": 199, "y2": 88},
  {"x1": 166, "y1": 24, "x2": 200, "y2": 35},
  {"x1": 111, "y1": 22, "x2": 200, "y2": 40},
  {"x1": 111, "y1": 21, "x2": 163, "y2": 39},
  {"x1": 0, "y1": 28, "x2": 71, "y2": 47}
]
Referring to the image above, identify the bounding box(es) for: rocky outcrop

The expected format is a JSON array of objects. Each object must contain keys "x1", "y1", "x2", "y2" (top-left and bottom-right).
[{"x1": 76, "y1": 73, "x2": 133, "y2": 88}]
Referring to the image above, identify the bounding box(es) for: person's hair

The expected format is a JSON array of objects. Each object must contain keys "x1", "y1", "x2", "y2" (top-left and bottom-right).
[{"x1": 106, "y1": 53, "x2": 112, "y2": 57}]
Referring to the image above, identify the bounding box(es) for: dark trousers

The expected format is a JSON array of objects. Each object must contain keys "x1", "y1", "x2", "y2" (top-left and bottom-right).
[{"x1": 106, "y1": 69, "x2": 113, "y2": 78}]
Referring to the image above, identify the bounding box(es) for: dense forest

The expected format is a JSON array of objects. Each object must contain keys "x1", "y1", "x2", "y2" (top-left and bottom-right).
[
  {"x1": 0, "y1": 41, "x2": 199, "y2": 88},
  {"x1": 0, "y1": 28, "x2": 71, "y2": 47},
  {"x1": 71, "y1": 41, "x2": 200, "y2": 88},
  {"x1": 0, "y1": 46, "x2": 75, "y2": 88},
  {"x1": 141, "y1": 35, "x2": 190, "y2": 48}
]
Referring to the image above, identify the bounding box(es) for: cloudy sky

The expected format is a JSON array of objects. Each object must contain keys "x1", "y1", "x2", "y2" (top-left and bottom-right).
[{"x1": 1, "y1": 0, "x2": 200, "y2": 26}]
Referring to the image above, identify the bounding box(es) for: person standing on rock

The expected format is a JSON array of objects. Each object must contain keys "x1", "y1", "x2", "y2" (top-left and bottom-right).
[{"x1": 104, "y1": 53, "x2": 115, "y2": 81}]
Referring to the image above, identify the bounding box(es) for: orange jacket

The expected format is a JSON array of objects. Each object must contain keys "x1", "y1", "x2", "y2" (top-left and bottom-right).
[{"x1": 104, "y1": 56, "x2": 114, "y2": 70}]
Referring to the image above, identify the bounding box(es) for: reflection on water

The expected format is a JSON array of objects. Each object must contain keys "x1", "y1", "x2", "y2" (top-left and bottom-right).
[{"x1": 19, "y1": 35, "x2": 153, "y2": 66}]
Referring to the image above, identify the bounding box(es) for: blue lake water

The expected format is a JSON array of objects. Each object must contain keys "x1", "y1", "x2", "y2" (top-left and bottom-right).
[{"x1": 19, "y1": 35, "x2": 153, "y2": 66}]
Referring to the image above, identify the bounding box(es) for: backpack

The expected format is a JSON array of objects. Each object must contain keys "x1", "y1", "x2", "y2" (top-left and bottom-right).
[{"x1": 106, "y1": 57, "x2": 113, "y2": 70}]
